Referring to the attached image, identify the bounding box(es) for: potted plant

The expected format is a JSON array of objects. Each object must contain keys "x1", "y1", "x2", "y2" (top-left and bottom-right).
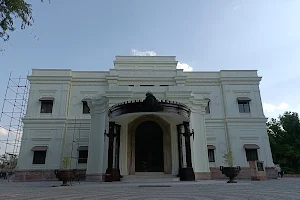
[
  {"x1": 220, "y1": 150, "x2": 241, "y2": 183},
  {"x1": 55, "y1": 157, "x2": 75, "y2": 186}
]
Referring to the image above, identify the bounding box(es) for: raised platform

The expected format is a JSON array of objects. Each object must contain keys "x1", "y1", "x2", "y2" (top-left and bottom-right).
[
  {"x1": 12, "y1": 167, "x2": 277, "y2": 181},
  {"x1": 121, "y1": 172, "x2": 179, "y2": 183}
]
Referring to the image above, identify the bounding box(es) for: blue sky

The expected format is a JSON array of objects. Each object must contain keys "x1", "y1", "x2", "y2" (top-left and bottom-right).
[{"x1": 0, "y1": 0, "x2": 300, "y2": 153}]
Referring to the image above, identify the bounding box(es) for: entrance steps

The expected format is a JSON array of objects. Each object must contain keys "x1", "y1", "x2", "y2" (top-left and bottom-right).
[{"x1": 121, "y1": 172, "x2": 180, "y2": 183}]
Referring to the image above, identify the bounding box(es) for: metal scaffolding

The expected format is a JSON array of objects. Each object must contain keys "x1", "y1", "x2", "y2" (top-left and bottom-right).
[
  {"x1": 71, "y1": 117, "x2": 82, "y2": 170},
  {"x1": 0, "y1": 72, "x2": 29, "y2": 164}
]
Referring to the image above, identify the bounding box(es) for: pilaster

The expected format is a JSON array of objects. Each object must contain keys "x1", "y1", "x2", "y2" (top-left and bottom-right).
[
  {"x1": 171, "y1": 123, "x2": 179, "y2": 175},
  {"x1": 86, "y1": 95, "x2": 108, "y2": 181},
  {"x1": 190, "y1": 97, "x2": 211, "y2": 180}
]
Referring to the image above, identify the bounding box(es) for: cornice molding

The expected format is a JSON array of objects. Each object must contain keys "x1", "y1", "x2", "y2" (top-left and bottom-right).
[
  {"x1": 28, "y1": 76, "x2": 72, "y2": 81},
  {"x1": 119, "y1": 76, "x2": 174, "y2": 81},
  {"x1": 114, "y1": 61, "x2": 178, "y2": 65},
  {"x1": 27, "y1": 72, "x2": 262, "y2": 87},
  {"x1": 31, "y1": 137, "x2": 52, "y2": 141},
  {"x1": 72, "y1": 78, "x2": 107, "y2": 82},
  {"x1": 205, "y1": 117, "x2": 267, "y2": 123},
  {"x1": 220, "y1": 77, "x2": 262, "y2": 85},
  {"x1": 72, "y1": 82, "x2": 108, "y2": 86},
  {"x1": 29, "y1": 81, "x2": 71, "y2": 84},
  {"x1": 23, "y1": 117, "x2": 66, "y2": 122}
]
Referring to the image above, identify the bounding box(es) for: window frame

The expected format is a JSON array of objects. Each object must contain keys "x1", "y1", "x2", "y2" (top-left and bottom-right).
[
  {"x1": 205, "y1": 100, "x2": 211, "y2": 114},
  {"x1": 40, "y1": 100, "x2": 54, "y2": 114},
  {"x1": 32, "y1": 150, "x2": 47, "y2": 164},
  {"x1": 78, "y1": 150, "x2": 88, "y2": 164},
  {"x1": 238, "y1": 100, "x2": 251, "y2": 113},
  {"x1": 245, "y1": 149, "x2": 259, "y2": 161},
  {"x1": 208, "y1": 149, "x2": 215, "y2": 162},
  {"x1": 82, "y1": 101, "x2": 90, "y2": 114}
]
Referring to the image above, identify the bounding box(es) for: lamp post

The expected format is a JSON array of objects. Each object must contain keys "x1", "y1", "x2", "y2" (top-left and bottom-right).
[
  {"x1": 177, "y1": 121, "x2": 195, "y2": 181},
  {"x1": 104, "y1": 122, "x2": 121, "y2": 182},
  {"x1": 182, "y1": 121, "x2": 194, "y2": 140}
]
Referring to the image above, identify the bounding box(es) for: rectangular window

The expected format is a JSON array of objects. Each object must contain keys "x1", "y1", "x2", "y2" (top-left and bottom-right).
[
  {"x1": 82, "y1": 101, "x2": 90, "y2": 114},
  {"x1": 208, "y1": 149, "x2": 215, "y2": 162},
  {"x1": 78, "y1": 150, "x2": 88, "y2": 163},
  {"x1": 40, "y1": 100, "x2": 53, "y2": 113},
  {"x1": 245, "y1": 149, "x2": 258, "y2": 161},
  {"x1": 32, "y1": 151, "x2": 47, "y2": 164},
  {"x1": 238, "y1": 101, "x2": 250, "y2": 113},
  {"x1": 205, "y1": 101, "x2": 210, "y2": 114}
]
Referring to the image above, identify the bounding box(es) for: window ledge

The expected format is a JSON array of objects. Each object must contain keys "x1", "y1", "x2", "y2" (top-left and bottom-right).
[
  {"x1": 239, "y1": 113, "x2": 251, "y2": 117},
  {"x1": 40, "y1": 113, "x2": 52, "y2": 117}
]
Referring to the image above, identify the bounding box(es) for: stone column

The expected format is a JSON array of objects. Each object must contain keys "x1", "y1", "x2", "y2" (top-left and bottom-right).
[
  {"x1": 119, "y1": 123, "x2": 128, "y2": 175},
  {"x1": 86, "y1": 96, "x2": 108, "y2": 181},
  {"x1": 104, "y1": 122, "x2": 121, "y2": 181},
  {"x1": 184, "y1": 123, "x2": 193, "y2": 168},
  {"x1": 107, "y1": 122, "x2": 115, "y2": 170},
  {"x1": 190, "y1": 98, "x2": 211, "y2": 180},
  {"x1": 171, "y1": 124, "x2": 179, "y2": 176},
  {"x1": 115, "y1": 125, "x2": 121, "y2": 169},
  {"x1": 177, "y1": 122, "x2": 195, "y2": 181}
]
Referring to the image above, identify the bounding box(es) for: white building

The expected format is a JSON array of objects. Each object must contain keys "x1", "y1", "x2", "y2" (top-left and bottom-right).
[{"x1": 15, "y1": 56, "x2": 276, "y2": 181}]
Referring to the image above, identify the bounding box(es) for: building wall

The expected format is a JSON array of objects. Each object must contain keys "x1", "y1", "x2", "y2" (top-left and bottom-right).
[{"x1": 17, "y1": 56, "x2": 274, "y2": 180}]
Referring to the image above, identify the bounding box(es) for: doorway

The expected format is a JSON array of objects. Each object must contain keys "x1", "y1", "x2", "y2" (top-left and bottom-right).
[{"x1": 135, "y1": 121, "x2": 164, "y2": 172}]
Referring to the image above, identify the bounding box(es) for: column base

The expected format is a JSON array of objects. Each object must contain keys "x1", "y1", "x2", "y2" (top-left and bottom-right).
[
  {"x1": 195, "y1": 172, "x2": 211, "y2": 180},
  {"x1": 105, "y1": 168, "x2": 121, "y2": 182},
  {"x1": 86, "y1": 173, "x2": 104, "y2": 182},
  {"x1": 179, "y1": 167, "x2": 195, "y2": 181}
]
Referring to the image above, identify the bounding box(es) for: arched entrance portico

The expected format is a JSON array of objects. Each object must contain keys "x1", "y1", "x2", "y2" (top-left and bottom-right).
[
  {"x1": 135, "y1": 121, "x2": 164, "y2": 172},
  {"x1": 88, "y1": 92, "x2": 210, "y2": 182}
]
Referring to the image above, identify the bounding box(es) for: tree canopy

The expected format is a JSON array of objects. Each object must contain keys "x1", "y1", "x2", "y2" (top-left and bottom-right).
[
  {"x1": 0, "y1": 0, "x2": 47, "y2": 42},
  {"x1": 268, "y1": 111, "x2": 300, "y2": 173}
]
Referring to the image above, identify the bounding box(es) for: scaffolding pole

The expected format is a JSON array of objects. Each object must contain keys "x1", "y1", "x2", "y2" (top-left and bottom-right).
[
  {"x1": 71, "y1": 117, "x2": 83, "y2": 168},
  {"x1": 0, "y1": 72, "x2": 29, "y2": 180}
]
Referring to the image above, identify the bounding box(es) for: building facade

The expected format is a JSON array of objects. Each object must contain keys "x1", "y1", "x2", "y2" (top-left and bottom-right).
[{"x1": 16, "y1": 56, "x2": 276, "y2": 181}]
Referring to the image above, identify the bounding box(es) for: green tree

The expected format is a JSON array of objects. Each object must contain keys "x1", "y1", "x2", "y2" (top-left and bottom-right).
[
  {"x1": 0, "y1": 153, "x2": 18, "y2": 170},
  {"x1": 0, "y1": 0, "x2": 47, "y2": 42},
  {"x1": 268, "y1": 111, "x2": 300, "y2": 173}
]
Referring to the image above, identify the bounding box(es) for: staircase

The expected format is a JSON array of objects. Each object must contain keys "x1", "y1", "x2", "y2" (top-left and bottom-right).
[{"x1": 121, "y1": 172, "x2": 180, "y2": 183}]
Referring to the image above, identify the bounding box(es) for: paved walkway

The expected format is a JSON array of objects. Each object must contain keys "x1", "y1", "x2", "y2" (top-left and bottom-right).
[{"x1": 1, "y1": 178, "x2": 300, "y2": 199}]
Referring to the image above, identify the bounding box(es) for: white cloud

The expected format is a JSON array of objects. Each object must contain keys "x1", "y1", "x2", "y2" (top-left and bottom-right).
[
  {"x1": 263, "y1": 102, "x2": 292, "y2": 118},
  {"x1": 0, "y1": 126, "x2": 8, "y2": 135},
  {"x1": 177, "y1": 62, "x2": 193, "y2": 71},
  {"x1": 263, "y1": 102, "x2": 289, "y2": 112},
  {"x1": 0, "y1": 126, "x2": 22, "y2": 137},
  {"x1": 131, "y1": 49, "x2": 157, "y2": 56},
  {"x1": 277, "y1": 102, "x2": 290, "y2": 110}
]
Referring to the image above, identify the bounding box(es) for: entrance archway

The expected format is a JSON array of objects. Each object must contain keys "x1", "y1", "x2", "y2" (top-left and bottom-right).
[
  {"x1": 127, "y1": 115, "x2": 172, "y2": 175},
  {"x1": 135, "y1": 121, "x2": 164, "y2": 172}
]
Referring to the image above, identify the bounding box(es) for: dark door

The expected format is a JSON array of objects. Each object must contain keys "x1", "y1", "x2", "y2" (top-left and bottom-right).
[{"x1": 135, "y1": 121, "x2": 164, "y2": 172}]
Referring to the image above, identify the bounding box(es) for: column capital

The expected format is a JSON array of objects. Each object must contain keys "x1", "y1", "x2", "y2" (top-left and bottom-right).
[
  {"x1": 88, "y1": 95, "x2": 108, "y2": 114},
  {"x1": 189, "y1": 97, "x2": 209, "y2": 114}
]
